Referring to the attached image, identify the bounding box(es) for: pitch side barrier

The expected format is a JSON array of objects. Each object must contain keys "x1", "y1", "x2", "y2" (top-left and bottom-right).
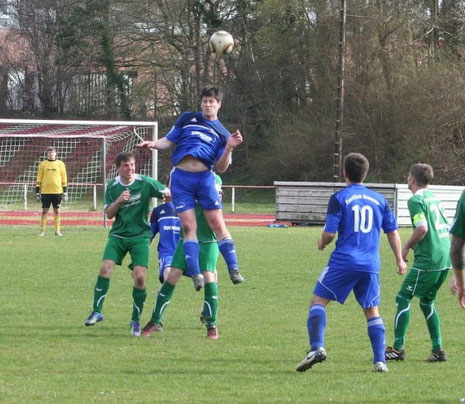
[{"x1": 274, "y1": 182, "x2": 465, "y2": 227}]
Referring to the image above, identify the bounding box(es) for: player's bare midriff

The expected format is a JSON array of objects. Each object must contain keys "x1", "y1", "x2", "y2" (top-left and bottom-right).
[{"x1": 176, "y1": 155, "x2": 208, "y2": 172}]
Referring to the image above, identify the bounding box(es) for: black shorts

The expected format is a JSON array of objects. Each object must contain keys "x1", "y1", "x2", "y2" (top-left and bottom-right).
[{"x1": 41, "y1": 194, "x2": 62, "y2": 209}]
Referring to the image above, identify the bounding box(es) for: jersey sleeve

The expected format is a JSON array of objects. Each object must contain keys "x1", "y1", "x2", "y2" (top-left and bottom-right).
[
  {"x1": 166, "y1": 113, "x2": 187, "y2": 143},
  {"x1": 104, "y1": 182, "x2": 114, "y2": 208},
  {"x1": 450, "y1": 191, "x2": 465, "y2": 237},
  {"x1": 407, "y1": 196, "x2": 427, "y2": 229},
  {"x1": 381, "y1": 200, "x2": 398, "y2": 233},
  {"x1": 324, "y1": 194, "x2": 342, "y2": 233},
  {"x1": 36, "y1": 162, "x2": 44, "y2": 187},
  {"x1": 145, "y1": 176, "x2": 167, "y2": 199},
  {"x1": 60, "y1": 161, "x2": 68, "y2": 188}
]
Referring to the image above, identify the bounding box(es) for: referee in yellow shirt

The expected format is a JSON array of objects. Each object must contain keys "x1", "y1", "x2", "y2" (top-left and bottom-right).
[{"x1": 36, "y1": 146, "x2": 68, "y2": 236}]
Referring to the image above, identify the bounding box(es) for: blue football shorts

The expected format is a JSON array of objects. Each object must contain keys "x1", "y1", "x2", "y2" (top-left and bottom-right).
[
  {"x1": 170, "y1": 168, "x2": 222, "y2": 213},
  {"x1": 158, "y1": 254, "x2": 173, "y2": 283},
  {"x1": 313, "y1": 267, "x2": 381, "y2": 308}
]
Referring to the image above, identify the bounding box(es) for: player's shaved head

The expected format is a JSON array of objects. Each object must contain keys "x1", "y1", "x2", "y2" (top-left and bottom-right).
[
  {"x1": 344, "y1": 153, "x2": 369, "y2": 183},
  {"x1": 409, "y1": 163, "x2": 433, "y2": 186},
  {"x1": 115, "y1": 152, "x2": 135, "y2": 168}
]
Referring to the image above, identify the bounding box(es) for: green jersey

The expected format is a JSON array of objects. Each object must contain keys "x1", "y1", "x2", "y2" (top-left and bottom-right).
[
  {"x1": 105, "y1": 174, "x2": 166, "y2": 239},
  {"x1": 408, "y1": 189, "x2": 450, "y2": 271},
  {"x1": 450, "y1": 189, "x2": 465, "y2": 237}
]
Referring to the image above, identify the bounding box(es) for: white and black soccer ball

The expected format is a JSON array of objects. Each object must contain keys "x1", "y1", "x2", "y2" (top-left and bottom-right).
[{"x1": 209, "y1": 30, "x2": 234, "y2": 57}]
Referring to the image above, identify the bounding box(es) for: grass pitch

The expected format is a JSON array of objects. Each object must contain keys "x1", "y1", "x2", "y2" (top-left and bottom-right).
[{"x1": 0, "y1": 225, "x2": 464, "y2": 403}]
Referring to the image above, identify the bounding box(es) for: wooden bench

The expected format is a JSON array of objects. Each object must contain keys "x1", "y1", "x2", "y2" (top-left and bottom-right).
[{"x1": 274, "y1": 181, "x2": 464, "y2": 226}]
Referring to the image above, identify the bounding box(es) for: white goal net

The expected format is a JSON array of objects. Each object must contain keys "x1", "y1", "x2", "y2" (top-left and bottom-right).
[{"x1": 0, "y1": 119, "x2": 158, "y2": 211}]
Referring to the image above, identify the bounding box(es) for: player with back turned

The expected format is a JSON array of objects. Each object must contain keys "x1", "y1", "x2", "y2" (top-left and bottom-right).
[
  {"x1": 296, "y1": 153, "x2": 406, "y2": 373},
  {"x1": 137, "y1": 85, "x2": 244, "y2": 290},
  {"x1": 385, "y1": 164, "x2": 450, "y2": 363}
]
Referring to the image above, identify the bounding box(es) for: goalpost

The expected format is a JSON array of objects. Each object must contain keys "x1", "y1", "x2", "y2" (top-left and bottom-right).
[{"x1": 0, "y1": 119, "x2": 158, "y2": 219}]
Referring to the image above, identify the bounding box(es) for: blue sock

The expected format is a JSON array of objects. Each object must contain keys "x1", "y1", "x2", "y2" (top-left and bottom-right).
[
  {"x1": 367, "y1": 316, "x2": 386, "y2": 363},
  {"x1": 308, "y1": 304, "x2": 326, "y2": 350},
  {"x1": 218, "y1": 238, "x2": 239, "y2": 272},
  {"x1": 183, "y1": 239, "x2": 200, "y2": 276}
]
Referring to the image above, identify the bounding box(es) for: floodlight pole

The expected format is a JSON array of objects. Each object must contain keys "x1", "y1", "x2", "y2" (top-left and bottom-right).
[{"x1": 333, "y1": 0, "x2": 347, "y2": 182}]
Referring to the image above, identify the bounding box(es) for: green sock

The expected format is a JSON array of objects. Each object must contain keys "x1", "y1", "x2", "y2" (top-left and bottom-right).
[
  {"x1": 393, "y1": 294, "x2": 411, "y2": 350},
  {"x1": 420, "y1": 299, "x2": 442, "y2": 352},
  {"x1": 203, "y1": 282, "x2": 218, "y2": 327},
  {"x1": 131, "y1": 287, "x2": 147, "y2": 323},
  {"x1": 92, "y1": 275, "x2": 110, "y2": 313},
  {"x1": 151, "y1": 282, "x2": 175, "y2": 324}
]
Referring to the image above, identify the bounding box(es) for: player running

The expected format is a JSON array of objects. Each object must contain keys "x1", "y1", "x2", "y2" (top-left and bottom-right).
[
  {"x1": 296, "y1": 153, "x2": 406, "y2": 373},
  {"x1": 137, "y1": 85, "x2": 243, "y2": 290},
  {"x1": 84, "y1": 152, "x2": 169, "y2": 337},
  {"x1": 385, "y1": 163, "x2": 450, "y2": 362}
]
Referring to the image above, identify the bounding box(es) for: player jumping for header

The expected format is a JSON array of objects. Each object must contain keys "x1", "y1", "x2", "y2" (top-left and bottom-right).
[{"x1": 137, "y1": 85, "x2": 244, "y2": 290}]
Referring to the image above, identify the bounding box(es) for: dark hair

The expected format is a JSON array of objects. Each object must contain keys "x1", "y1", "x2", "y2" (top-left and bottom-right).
[
  {"x1": 200, "y1": 85, "x2": 223, "y2": 102},
  {"x1": 47, "y1": 146, "x2": 56, "y2": 152},
  {"x1": 344, "y1": 153, "x2": 369, "y2": 183},
  {"x1": 409, "y1": 163, "x2": 433, "y2": 186},
  {"x1": 115, "y1": 152, "x2": 135, "y2": 168}
]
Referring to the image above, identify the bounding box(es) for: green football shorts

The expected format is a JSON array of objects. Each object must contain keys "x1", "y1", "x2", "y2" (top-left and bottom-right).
[
  {"x1": 103, "y1": 236, "x2": 150, "y2": 268},
  {"x1": 171, "y1": 241, "x2": 219, "y2": 273},
  {"x1": 398, "y1": 268, "x2": 449, "y2": 301}
]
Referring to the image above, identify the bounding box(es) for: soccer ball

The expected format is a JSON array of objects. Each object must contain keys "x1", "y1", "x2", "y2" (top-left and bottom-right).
[{"x1": 209, "y1": 31, "x2": 234, "y2": 56}]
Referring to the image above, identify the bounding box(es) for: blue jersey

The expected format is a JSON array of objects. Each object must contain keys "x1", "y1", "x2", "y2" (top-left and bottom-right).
[
  {"x1": 166, "y1": 111, "x2": 231, "y2": 170},
  {"x1": 324, "y1": 184, "x2": 398, "y2": 273},
  {"x1": 149, "y1": 202, "x2": 181, "y2": 256}
]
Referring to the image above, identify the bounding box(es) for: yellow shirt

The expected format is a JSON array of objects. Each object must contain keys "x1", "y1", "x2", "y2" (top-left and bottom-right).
[{"x1": 36, "y1": 159, "x2": 68, "y2": 194}]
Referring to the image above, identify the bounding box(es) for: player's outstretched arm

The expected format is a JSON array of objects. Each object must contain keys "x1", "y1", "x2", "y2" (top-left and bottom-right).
[
  {"x1": 450, "y1": 235, "x2": 465, "y2": 309},
  {"x1": 386, "y1": 230, "x2": 407, "y2": 275},
  {"x1": 137, "y1": 137, "x2": 173, "y2": 150}
]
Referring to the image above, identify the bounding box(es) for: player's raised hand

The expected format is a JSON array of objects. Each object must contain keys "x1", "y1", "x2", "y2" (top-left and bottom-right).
[
  {"x1": 228, "y1": 130, "x2": 243, "y2": 148},
  {"x1": 137, "y1": 140, "x2": 154, "y2": 149}
]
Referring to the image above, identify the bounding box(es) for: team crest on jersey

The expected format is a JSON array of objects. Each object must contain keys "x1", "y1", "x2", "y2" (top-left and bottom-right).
[
  {"x1": 121, "y1": 193, "x2": 142, "y2": 208},
  {"x1": 128, "y1": 194, "x2": 141, "y2": 203}
]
